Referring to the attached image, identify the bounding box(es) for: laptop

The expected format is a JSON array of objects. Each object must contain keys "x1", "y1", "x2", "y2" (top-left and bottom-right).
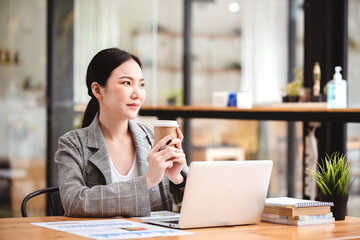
[{"x1": 145, "y1": 160, "x2": 273, "y2": 229}]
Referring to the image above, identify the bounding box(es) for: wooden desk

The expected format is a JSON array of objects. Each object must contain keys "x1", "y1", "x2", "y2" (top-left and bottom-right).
[{"x1": 1, "y1": 216, "x2": 360, "y2": 240}]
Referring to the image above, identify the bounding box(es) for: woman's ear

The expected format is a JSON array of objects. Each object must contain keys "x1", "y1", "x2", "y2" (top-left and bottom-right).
[{"x1": 91, "y1": 82, "x2": 103, "y2": 100}]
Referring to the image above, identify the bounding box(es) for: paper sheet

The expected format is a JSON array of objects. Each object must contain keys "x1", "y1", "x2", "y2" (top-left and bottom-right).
[{"x1": 32, "y1": 218, "x2": 193, "y2": 240}]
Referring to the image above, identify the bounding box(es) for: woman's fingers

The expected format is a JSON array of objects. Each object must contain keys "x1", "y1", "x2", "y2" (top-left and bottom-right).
[
  {"x1": 156, "y1": 138, "x2": 182, "y2": 152},
  {"x1": 161, "y1": 151, "x2": 185, "y2": 163},
  {"x1": 175, "y1": 128, "x2": 184, "y2": 149},
  {"x1": 158, "y1": 143, "x2": 183, "y2": 156},
  {"x1": 164, "y1": 160, "x2": 173, "y2": 169},
  {"x1": 176, "y1": 128, "x2": 184, "y2": 141},
  {"x1": 153, "y1": 134, "x2": 174, "y2": 152}
]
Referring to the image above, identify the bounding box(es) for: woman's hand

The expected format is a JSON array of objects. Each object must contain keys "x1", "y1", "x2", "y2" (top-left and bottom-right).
[
  {"x1": 164, "y1": 128, "x2": 186, "y2": 184},
  {"x1": 145, "y1": 128, "x2": 186, "y2": 188},
  {"x1": 145, "y1": 132, "x2": 183, "y2": 188}
]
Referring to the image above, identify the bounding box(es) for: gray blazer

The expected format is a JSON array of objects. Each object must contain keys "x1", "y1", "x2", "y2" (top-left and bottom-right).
[{"x1": 55, "y1": 116, "x2": 188, "y2": 217}]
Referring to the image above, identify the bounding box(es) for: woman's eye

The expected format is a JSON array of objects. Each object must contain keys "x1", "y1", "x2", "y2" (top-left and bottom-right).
[
  {"x1": 122, "y1": 81, "x2": 131, "y2": 86},
  {"x1": 140, "y1": 83, "x2": 145, "y2": 88}
]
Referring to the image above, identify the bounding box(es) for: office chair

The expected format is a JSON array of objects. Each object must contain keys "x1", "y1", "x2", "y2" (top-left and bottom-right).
[{"x1": 21, "y1": 187, "x2": 64, "y2": 217}]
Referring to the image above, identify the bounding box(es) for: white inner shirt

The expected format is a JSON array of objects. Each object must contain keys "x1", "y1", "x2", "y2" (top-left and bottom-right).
[{"x1": 109, "y1": 154, "x2": 139, "y2": 183}]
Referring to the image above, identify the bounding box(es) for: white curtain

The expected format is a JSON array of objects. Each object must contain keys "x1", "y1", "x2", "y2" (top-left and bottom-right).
[
  {"x1": 74, "y1": 0, "x2": 121, "y2": 105},
  {"x1": 240, "y1": 0, "x2": 288, "y2": 104}
]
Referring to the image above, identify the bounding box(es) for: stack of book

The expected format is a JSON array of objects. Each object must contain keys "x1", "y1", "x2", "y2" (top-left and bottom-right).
[{"x1": 261, "y1": 197, "x2": 335, "y2": 226}]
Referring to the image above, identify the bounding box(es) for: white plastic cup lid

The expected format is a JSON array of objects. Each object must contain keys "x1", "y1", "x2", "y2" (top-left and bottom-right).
[{"x1": 153, "y1": 120, "x2": 179, "y2": 127}]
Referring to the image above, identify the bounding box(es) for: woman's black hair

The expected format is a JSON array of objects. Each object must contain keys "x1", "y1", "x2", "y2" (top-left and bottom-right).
[{"x1": 82, "y1": 48, "x2": 142, "y2": 128}]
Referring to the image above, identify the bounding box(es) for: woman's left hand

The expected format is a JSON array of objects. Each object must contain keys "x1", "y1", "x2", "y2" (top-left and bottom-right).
[{"x1": 164, "y1": 128, "x2": 186, "y2": 184}]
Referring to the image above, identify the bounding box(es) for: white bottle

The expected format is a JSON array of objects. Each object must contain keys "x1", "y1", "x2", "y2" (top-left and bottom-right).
[
  {"x1": 327, "y1": 66, "x2": 347, "y2": 109},
  {"x1": 6, "y1": 81, "x2": 19, "y2": 105}
]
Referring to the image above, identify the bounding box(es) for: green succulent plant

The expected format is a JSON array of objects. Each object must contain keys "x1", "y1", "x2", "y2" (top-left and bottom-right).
[
  {"x1": 308, "y1": 152, "x2": 356, "y2": 196},
  {"x1": 282, "y1": 69, "x2": 303, "y2": 97}
]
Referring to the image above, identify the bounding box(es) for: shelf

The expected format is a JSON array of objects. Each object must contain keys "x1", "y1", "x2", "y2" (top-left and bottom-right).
[
  {"x1": 74, "y1": 104, "x2": 360, "y2": 123},
  {"x1": 139, "y1": 105, "x2": 360, "y2": 123},
  {"x1": 136, "y1": 31, "x2": 241, "y2": 40},
  {"x1": 144, "y1": 66, "x2": 241, "y2": 74}
]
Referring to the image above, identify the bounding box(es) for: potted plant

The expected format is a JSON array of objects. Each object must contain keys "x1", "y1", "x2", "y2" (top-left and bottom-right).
[
  {"x1": 165, "y1": 89, "x2": 183, "y2": 106},
  {"x1": 308, "y1": 152, "x2": 357, "y2": 220},
  {"x1": 282, "y1": 69, "x2": 303, "y2": 102}
]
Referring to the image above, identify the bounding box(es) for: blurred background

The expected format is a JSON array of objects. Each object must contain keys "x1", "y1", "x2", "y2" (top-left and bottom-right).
[{"x1": 0, "y1": 0, "x2": 359, "y2": 217}]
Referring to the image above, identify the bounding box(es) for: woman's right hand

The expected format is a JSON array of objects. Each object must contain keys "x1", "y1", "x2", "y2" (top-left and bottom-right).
[{"x1": 145, "y1": 134, "x2": 183, "y2": 189}]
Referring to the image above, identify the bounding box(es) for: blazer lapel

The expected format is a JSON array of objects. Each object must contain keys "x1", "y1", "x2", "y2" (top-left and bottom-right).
[
  {"x1": 87, "y1": 115, "x2": 112, "y2": 185},
  {"x1": 128, "y1": 120, "x2": 153, "y2": 176}
]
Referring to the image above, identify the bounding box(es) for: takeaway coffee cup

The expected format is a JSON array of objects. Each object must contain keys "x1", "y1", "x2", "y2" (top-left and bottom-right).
[{"x1": 153, "y1": 120, "x2": 179, "y2": 146}]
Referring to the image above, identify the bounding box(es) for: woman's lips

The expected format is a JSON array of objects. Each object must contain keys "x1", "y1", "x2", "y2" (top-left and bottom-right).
[{"x1": 127, "y1": 103, "x2": 140, "y2": 109}]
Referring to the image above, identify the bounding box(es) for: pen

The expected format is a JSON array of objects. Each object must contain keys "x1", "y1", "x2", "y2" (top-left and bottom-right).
[{"x1": 159, "y1": 138, "x2": 173, "y2": 151}]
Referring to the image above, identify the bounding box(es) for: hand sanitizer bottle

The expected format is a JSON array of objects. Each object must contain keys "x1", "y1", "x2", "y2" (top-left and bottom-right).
[{"x1": 327, "y1": 66, "x2": 347, "y2": 109}]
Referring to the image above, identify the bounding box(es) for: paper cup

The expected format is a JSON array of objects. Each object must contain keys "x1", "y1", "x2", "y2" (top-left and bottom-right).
[{"x1": 153, "y1": 120, "x2": 179, "y2": 146}]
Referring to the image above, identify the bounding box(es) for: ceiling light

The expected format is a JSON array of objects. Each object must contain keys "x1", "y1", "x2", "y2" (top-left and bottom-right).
[{"x1": 228, "y1": 2, "x2": 240, "y2": 13}]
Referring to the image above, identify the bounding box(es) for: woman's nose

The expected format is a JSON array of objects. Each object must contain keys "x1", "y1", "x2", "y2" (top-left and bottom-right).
[{"x1": 131, "y1": 86, "x2": 141, "y2": 98}]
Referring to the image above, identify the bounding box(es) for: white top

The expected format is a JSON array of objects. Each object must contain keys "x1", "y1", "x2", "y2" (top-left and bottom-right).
[{"x1": 109, "y1": 154, "x2": 139, "y2": 183}]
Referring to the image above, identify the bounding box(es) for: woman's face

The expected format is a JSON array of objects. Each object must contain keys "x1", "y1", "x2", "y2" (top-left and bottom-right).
[{"x1": 99, "y1": 59, "x2": 146, "y2": 120}]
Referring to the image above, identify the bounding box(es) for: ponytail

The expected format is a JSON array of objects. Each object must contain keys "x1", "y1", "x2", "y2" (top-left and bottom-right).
[{"x1": 82, "y1": 97, "x2": 99, "y2": 128}]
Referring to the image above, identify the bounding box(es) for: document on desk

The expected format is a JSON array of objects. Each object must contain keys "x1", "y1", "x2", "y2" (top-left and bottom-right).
[{"x1": 32, "y1": 218, "x2": 193, "y2": 240}]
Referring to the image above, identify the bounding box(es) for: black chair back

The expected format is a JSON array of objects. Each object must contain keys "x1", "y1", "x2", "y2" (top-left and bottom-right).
[{"x1": 21, "y1": 187, "x2": 65, "y2": 217}]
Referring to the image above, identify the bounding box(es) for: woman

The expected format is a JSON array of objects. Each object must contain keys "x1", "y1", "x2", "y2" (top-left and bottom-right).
[{"x1": 55, "y1": 48, "x2": 188, "y2": 217}]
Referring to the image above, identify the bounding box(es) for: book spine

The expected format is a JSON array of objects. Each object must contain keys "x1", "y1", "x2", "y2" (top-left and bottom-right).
[
  {"x1": 297, "y1": 213, "x2": 333, "y2": 220},
  {"x1": 262, "y1": 212, "x2": 333, "y2": 220},
  {"x1": 263, "y1": 206, "x2": 330, "y2": 217},
  {"x1": 262, "y1": 213, "x2": 289, "y2": 219},
  {"x1": 261, "y1": 217, "x2": 335, "y2": 226}
]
